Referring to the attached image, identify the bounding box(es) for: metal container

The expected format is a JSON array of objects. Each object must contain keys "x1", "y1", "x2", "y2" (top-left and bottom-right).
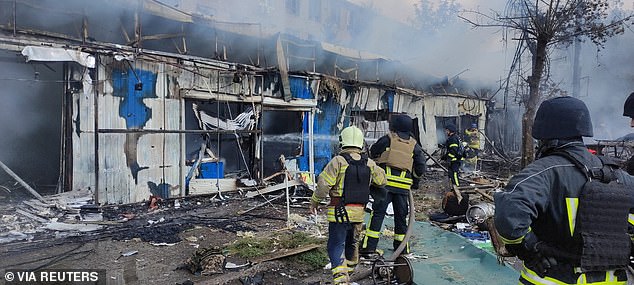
[{"x1": 466, "y1": 203, "x2": 495, "y2": 225}]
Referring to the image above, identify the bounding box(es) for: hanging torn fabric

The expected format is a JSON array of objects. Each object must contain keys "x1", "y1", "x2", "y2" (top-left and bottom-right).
[{"x1": 193, "y1": 104, "x2": 255, "y2": 131}]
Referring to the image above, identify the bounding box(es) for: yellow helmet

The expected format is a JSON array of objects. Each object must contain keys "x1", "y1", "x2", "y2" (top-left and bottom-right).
[{"x1": 339, "y1": 126, "x2": 364, "y2": 149}]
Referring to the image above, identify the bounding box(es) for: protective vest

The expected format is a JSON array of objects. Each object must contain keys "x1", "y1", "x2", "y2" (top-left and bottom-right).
[
  {"x1": 551, "y1": 151, "x2": 632, "y2": 272},
  {"x1": 333, "y1": 152, "x2": 371, "y2": 223},
  {"x1": 376, "y1": 132, "x2": 416, "y2": 172}
]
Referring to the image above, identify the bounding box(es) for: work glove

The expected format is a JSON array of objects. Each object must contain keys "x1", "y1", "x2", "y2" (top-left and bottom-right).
[{"x1": 505, "y1": 232, "x2": 557, "y2": 278}]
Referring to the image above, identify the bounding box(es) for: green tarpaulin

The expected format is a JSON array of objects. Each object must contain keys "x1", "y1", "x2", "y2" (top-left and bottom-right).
[{"x1": 373, "y1": 217, "x2": 518, "y2": 285}]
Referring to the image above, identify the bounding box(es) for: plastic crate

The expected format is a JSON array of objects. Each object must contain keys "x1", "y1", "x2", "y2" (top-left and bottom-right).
[{"x1": 199, "y1": 161, "x2": 224, "y2": 178}]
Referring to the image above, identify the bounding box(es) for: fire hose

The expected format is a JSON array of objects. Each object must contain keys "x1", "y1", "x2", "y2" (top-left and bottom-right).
[{"x1": 352, "y1": 191, "x2": 416, "y2": 284}]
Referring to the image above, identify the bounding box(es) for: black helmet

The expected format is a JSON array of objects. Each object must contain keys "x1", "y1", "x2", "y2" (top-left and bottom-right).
[
  {"x1": 532, "y1": 96, "x2": 593, "y2": 140},
  {"x1": 624, "y1": 92, "x2": 634, "y2": 117},
  {"x1": 390, "y1": 114, "x2": 413, "y2": 133}
]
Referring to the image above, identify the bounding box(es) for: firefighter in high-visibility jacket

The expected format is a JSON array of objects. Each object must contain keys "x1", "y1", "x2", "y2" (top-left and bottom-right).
[
  {"x1": 495, "y1": 96, "x2": 634, "y2": 285},
  {"x1": 359, "y1": 114, "x2": 426, "y2": 256},
  {"x1": 463, "y1": 123, "x2": 480, "y2": 172},
  {"x1": 310, "y1": 126, "x2": 386, "y2": 285}
]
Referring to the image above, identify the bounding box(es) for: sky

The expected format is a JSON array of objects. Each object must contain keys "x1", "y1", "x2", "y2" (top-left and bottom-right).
[{"x1": 348, "y1": 0, "x2": 634, "y2": 139}]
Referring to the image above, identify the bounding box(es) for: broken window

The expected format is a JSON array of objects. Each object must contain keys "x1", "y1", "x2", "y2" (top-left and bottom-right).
[
  {"x1": 435, "y1": 116, "x2": 458, "y2": 145},
  {"x1": 185, "y1": 100, "x2": 258, "y2": 179},
  {"x1": 350, "y1": 109, "x2": 389, "y2": 142},
  {"x1": 262, "y1": 110, "x2": 303, "y2": 177}
]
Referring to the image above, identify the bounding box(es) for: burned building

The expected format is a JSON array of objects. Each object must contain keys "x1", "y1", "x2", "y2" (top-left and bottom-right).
[{"x1": 0, "y1": 0, "x2": 490, "y2": 204}]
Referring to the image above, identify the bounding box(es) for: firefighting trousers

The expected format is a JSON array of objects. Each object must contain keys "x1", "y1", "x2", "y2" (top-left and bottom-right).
[
  {"x1": 448, "y1": 162, "x2": 461, "y2": 186},
  {"x1": 328, "y1": 221, "x2": 363, "y2": 284},
  {"x1": 361, "y1": 190, "x2": 410, "y2": 253}
]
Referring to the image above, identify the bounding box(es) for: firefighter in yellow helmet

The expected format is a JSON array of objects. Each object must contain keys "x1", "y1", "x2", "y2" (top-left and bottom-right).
[{"x1": 310, "y1": 126, "x2": 386, "y2": 285}]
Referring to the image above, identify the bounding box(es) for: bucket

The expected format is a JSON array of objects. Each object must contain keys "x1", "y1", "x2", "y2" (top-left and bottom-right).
[{"x1": 466, "y1": 203, "x2": 495, "y2": 225}]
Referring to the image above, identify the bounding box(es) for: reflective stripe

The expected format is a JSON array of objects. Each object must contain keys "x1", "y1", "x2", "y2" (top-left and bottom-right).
[
  {"x1": 385, "y1": 166, "x2": 412, "y2": 190},
  {"x1": 500, "y1": 234, "x2": 525, "y2": 245},
  {"x1": 387, "y1": 176, "x2": 413, "y2": 184},
  {"x1": 366, "y1": 229, "x2": 380, "y2": 238},
  {"x1": 320, "y1": 171, "x2": 336, "y2": 185},
  {"x1": 333, "y1": 275, "x2": 348, "y2": 284},
  {"x1": 311, "y1": 195, "x2": 320, "y2": 204},
  {"x1": 520, "y1": 264, "x2": 568, "y2": 285},
  {"x1": 629, "y1": 214, "x2": 634, "y2": 226},
  {"x1": 448, "y1": 153, "x2": 456, "y2": 158},
  {"x1": 449, "y1": 144, "x2": 459, "y2": 148},
  {"x1": 522, "y1": 264, "x2": 626, "y2": 285},
  {"x1": 332, "y1": 265, "x2": 348, "y2": 274},
  {"x1": 453, "y1": 172, "x2": 460, "y2": 186},
  {"x1": 394, "y1": 234, "x2": 405, "y2": 241},
  {"x1": 566, "y1": 198, "x2": 578, "y2": 237},
  {"x1": 387, "y1": 181, "x2": 412, "y2": 189}
]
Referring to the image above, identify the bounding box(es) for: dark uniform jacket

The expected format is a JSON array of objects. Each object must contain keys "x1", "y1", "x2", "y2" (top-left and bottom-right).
[
  {"x1": 494, "y1": 141, "x2": 634, "y2": 284},
  {"x1": 443, "y1": 133, "x2": 462, "y2": 163}
]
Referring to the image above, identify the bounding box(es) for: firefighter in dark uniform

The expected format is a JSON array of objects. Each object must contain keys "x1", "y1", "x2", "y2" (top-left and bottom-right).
[
  {"x1": 359, "y1": 114, "x2": 426, "y2": 256},
  {"x1": 494, "y1": 96, "x2": 634, "y2": 285},
  {"x1": 310, "y1": 126, "x2": 386, "y2": 285},
  {"x1": 623, "y1": 92, "x2": 634, "y2": 175},
  {"x1": 443, "y1": 123, "x2": 463, "y2": 187},
  {"x1": 623, "y1": 92, "x2": 634, "y2": 128}
]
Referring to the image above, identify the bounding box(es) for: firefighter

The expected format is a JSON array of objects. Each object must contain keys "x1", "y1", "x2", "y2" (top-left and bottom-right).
[
  {"x1": 359, "y1": 114, "x2": 426, "y2": 257},
  {"x1": 443, "y1": 123, "x2": 463, "y2": 187},
  {"x1": 494, "y1": 96, "x2": 634, "y2": 284},
  {"x1": 624, "y1": 92, "x2": 634, "y2": 128},
  {"x1": 623, "y1": 92, "x2": 634, "y2": 175},
  {"x1": 463, "y1": 122, "x2": 480, "y2": 172},
  {"x1": 310, "y1": 126, "x2": 386, "y2": 285}
]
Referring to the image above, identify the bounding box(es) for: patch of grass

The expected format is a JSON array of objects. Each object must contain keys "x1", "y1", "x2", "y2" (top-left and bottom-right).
[
  {"x1": 226, "y1": 237, "x2": 273, "y2": 259},
  {"x1": 226, "y1": 231, "x2": 326, "y2": 260},
  {"x1": 278, "y1": 231, "x2": 321, "y2": 248},
  {"x1": 287, "y1": 247, "x2": 329, "y2": 271}
]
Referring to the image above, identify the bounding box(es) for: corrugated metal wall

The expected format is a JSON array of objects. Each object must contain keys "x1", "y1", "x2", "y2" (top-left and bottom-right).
[{"x1": 74, "y1": 56, "x2": 182, "y2": 204}]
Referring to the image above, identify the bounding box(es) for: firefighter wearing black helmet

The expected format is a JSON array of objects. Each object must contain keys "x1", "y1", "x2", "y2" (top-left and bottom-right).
[
  {"x1": 494, "y1": 96, "x2": 634, "y2": 284},
  {"x1": 442, "y1": 123, "x2": 463, "y2": 187},
  {"x1": 359, "y1": 114, "x2": 426, "y2": 256},
  {"x1": 623, "y1": 92, "x2": 634, "y2": 128}
]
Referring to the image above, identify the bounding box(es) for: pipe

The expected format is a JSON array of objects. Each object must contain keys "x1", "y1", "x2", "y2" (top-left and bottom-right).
[{"x1": 0, "y1": 160, "x2": 46, "y2": 202}]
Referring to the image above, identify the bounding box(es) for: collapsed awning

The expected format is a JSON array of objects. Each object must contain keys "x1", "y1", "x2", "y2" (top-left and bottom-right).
[{"x1": 21, "y1": 46, "x2": 95, "y2": 68}]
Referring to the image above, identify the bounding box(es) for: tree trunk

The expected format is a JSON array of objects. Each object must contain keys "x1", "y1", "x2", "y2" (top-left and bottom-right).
[{"x1": 521, "y1": 40, "x2": 548, "y2": 167}]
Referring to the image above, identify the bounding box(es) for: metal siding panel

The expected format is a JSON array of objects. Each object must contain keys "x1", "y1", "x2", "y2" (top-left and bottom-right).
[
  {"x1": 98, "y1": 60, "x2": 182, "y2": 203},
  {"x1": 72, "y1": 67, "x2": 96, "y2": 192}
]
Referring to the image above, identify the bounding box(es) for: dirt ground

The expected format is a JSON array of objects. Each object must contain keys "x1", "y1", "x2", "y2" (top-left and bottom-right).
[{"x1": 0, "y1": 170, "x2": 462, "y2": 285}]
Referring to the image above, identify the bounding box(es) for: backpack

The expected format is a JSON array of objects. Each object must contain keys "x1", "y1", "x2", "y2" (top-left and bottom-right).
[
  {"x1": 333, "y1": 152, "x2": 372, "y2": 223},
  {"x1": 339, "y1": 152, "x2": 371, "y2": 205},
  {"x1": 549, "y1": 151, "x2": 632, "y2": 271}
]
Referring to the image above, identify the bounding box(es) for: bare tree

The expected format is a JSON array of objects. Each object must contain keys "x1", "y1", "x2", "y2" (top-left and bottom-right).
[{"x1": 461, "y1": 0, "x2": 632, "y2": 167}]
